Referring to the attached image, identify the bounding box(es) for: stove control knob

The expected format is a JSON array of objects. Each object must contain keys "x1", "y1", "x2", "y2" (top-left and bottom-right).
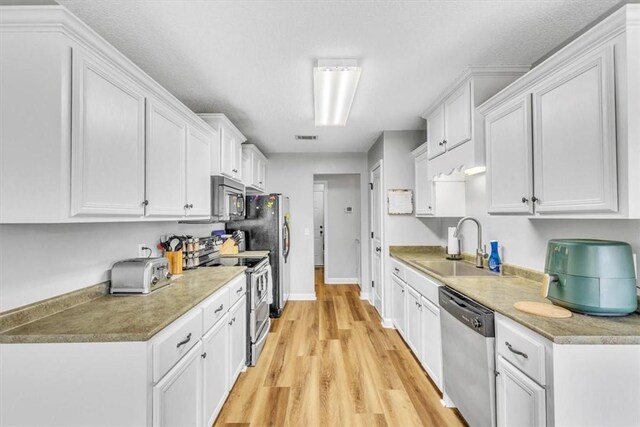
[{"x1": 472, "y1": 319, "x2": 482, "y2": 329}]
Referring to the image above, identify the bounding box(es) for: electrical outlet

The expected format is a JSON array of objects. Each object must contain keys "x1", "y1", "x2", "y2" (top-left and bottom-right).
[{"x1": 138, "y1": 243, "x2": 150, "y2": 257}]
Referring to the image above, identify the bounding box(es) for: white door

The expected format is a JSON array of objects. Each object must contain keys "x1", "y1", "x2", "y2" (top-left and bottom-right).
[
  {"x1": 370, "y1": 163, "x2": 383, "y2": 315},
  {"x1": 220, "y1": 128, "x2": 235, "y2": 178},
  {"x1": 444, "y1": 80, "x2": 472, "y2": 151},
  {"x1": 421, "y1": 296, "x2": 442, "y2": 391},
  {"x1": 405, "y1": 286, "x2": 422, "y2": 355},
  {"x1": 229, "y1": 295, "x2": 247, "y2": 385},
  {"x1": 146, "y1": 101, "x2": 186, "y2": 217},
  {"x1": 153, "y1": 342, "x2": 203, "y2": 427},
  {"x1": 186, "y1": 126, "x2": 211, "y2": 217},
  {"x1": 202, "y1": 314, "x2": 229, "y2": 427},
  {"x1": 496, "y1": 355, "x2": 546, "y2": 427},
  {"x1": 532, "y1": 45, "x2": 617, "y2": 214},
  {"x1": 414, "y1": 152, "x2": 433, "y2": 216},
  {"x1": 427, "y1": 105, "x2": 446, "y2": 160},
  {"x1": 392, "y1": 275, "x2": 405, "y2": 336},
  {"x1": 313, "y1": 182, "x2": 325, "y2": 266},
  {"x1": 486, "y1": 95, "x2": 534, "y2": 214},
  {"x1": 71, "y1": 50, "x2": 146, "y2": 216}
]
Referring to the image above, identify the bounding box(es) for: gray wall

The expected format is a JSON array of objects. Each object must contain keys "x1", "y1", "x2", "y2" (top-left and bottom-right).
[
  {"x1": 266, "y1": 153, "x2": 369, "y2": 298},
  {"x1": 315, "y1": 174, "x2": 361, "y2": 282},
  {"x1": 0, "y1": 222, "x2": 224, "y2": 312}
]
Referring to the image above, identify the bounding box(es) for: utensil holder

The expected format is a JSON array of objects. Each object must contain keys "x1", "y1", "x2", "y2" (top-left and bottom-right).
[{"x1": 166, "y1": 250, "x2": 183, "y2": 275}]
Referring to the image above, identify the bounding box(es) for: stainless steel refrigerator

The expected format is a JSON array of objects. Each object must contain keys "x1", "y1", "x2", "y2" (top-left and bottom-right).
[{"x1": 226, "y1": 194, "x2": 290, "y2": 317}]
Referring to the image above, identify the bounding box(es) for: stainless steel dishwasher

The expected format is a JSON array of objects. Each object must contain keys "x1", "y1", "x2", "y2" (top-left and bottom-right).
[{"x1": 439, "y1": 286, "x2": 496, "y2": 427}]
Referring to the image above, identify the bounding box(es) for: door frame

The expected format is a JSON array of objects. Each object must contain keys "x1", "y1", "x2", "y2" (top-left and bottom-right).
[
  {"x1": 312, "y1": 180, "x2": 329, "y2": 278},
  {"x1": 369, "y1": 160, "x2": 384, "y2": 315}
]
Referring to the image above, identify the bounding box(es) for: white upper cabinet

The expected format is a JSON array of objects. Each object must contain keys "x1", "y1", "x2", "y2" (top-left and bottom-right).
[
  {"x1": 443, "y1": 80, "x2": 472, "y2": 151},
  {"x1": 186, "y1": 126, "x2": 212, "y2": 217},
  {"x1": 71, "y1": 49, "x2": 146, "y2": 217},
  {"x1": 414, "y1": 149, "x2": 433, "y2": 215},
  {"x1": 479, "y1": 7, "x2": 639, "y2": 218},
  {"x1": 145, "y1": 100, "x2": 187, "y2": 217},
  {"x1": 427, "y1": 105, "x2": 446, "y2": 160},
  {"x1": 486, "y1": 95, "x2": 534, "y2": 214},
  {"x1": 199, "y1": 114, "x2": 247, "y2": 184},
  {"x1": 532, "y1": 45, "x2": 617, "y2": 214},
  {"x1": 242, "y1": 144, "x2": 268, "y2": 193}
]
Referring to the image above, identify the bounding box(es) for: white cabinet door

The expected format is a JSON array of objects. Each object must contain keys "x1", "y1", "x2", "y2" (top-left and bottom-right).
[
  {"x1": 233, "y1": 139, "x2": 243, "y2": 181},
  {"x1": 532, "y1": 45, "x2": 617, "y2": 214},
  {"x1": 444, "y1": 80, "x2": 472, "y2": 151},
  {"x1": 427, "y1": 105, "x2": 446, "y2": 160},
  {"x1": 414, "y1": 151, "x2": 433, "y2": 216},
  {"x1": 153, "y1": 342, "x2": 203, "y2": 427},
  {"x1": 392, "y1": 275, "x2": 406, "y2": 337},
  {"x1": 229, "y1": 295, "x2": 247, "y2": 385},
  {"x1": 405, "y1": 286, "x2": 422, "y2": 355},
  {"x1": 253, "y1": 156, "x2": 266, "y2": 190},
  {"x1": 146, "y1": 101, "x2": 187, "y2": 217},
  {"x1": 420, "y1": 296, "x2": 442, "y2": 391},
  {"x1": 71, "y1": 50, "x2": 146, "y2": 216},
  {"x1": 496, "y1": 355, "x2": 546, "y2": 427},
  {"x1": 186, "y1": 126, "x2": 211, "y2": 217},
  {"x1": 242, "y1": 148, "x2": 252, "y2": 187},
  {"x1": 486, "y1": 95, "x2": 534, "y2": 214},
  {"x1": 202, "y1": 314, "x2": 229, "y2": 427},
  {"x1": 220, "y1": 129, "x2": 235, "y2": 178}
]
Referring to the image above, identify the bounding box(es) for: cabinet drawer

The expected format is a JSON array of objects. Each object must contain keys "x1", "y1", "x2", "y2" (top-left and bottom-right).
[
  {"x1": 202, "y1": 287, "x2": 230, "y2": 333},
  {"x1": 153, "y1": 309, "x2": 203, "y2": 382},
  {"x1": 229, "y1": 274, "x2": 247, "y2": 306},
  {"x1": 391, "y1": 258, "x2": 406, "y2": 281},
  {"x1": 405, "y1": 265, "x2": 441, "y2": 305},
  {"x1": 496, "y1": 314, "x2": 548, "y2": 385}
]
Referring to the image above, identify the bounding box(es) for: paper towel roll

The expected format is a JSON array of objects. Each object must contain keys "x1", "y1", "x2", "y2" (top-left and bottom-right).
[{"x1": 447, "y1": 227, "x2": 460, "y2": 255}]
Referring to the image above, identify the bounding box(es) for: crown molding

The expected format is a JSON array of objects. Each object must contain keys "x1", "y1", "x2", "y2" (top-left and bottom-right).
[{"x1": 198, "y1": 113, "x2": 247, "y2": 142}]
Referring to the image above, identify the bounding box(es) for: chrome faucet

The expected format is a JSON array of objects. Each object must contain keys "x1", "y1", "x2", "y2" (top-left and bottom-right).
[{"x1": 453, "y1": 217, "x2": 488, "y2": 268}]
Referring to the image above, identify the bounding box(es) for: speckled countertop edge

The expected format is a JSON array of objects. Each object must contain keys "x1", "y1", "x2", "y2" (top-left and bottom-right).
[
  {"x1": 0, "y1": 267, "x2": 247, "y2": 344},
  {"x1": 390, "y1": 246, "x2": 640, "y2": 345}
]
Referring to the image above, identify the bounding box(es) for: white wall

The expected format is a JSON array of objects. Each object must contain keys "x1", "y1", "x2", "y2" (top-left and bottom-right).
[
  {"x1": 266, "y1": 153, "x2": 369, "y2": 299},
  {"x1": 0, "y1": 222, "x2": 224, "y2": 312},
  {"x1": 441, "y1": 174, "x2": 640, "y2": 272},
  {"x1": 314, "y1": 174, "x2": 361, "y2": 283}
]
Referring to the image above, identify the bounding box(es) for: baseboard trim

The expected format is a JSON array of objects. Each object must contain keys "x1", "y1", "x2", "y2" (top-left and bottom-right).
[
  {"x1": 359, "y1": 292, "x2": 370, "y2": 301},
  {"x1": 381, "y1": 318, "x2": 394, "y2": 329},
  {"x1": 288, "y1": 293, "x2": 317, "y2": 301},
  {"x1": 324, "y1": 277, "x2": 359, "y2": 285}
]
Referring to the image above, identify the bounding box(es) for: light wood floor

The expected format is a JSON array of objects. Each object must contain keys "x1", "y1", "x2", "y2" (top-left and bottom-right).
[{"x1": 214, "y1": 267, "x2": 466, "y2": 426}]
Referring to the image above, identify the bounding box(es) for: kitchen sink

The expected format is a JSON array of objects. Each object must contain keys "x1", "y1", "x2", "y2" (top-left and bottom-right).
[{"x1": 414, "y1": 260, "x2": 511, "y2": 277}]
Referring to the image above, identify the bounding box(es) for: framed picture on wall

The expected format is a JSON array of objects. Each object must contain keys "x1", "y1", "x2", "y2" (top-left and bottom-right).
[{"x1": 387, "y1": 189, "x2": 413, "y2": 215}]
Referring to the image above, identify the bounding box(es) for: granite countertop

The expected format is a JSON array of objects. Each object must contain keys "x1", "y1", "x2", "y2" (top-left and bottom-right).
[
  {"x1": 221, "y1": 250, "x2": 270, "y2": 258},
  {"x1": 390, "y1": 246, "x2": 640, "y2": 345},
  {"x1": 0, "y1": 267, "x2": 246, "y2": 344}
]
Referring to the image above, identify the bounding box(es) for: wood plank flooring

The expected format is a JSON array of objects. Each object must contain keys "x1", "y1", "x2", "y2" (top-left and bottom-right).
[{"x1": 214, "y1": 267, "x2": 466, "y2": 427}]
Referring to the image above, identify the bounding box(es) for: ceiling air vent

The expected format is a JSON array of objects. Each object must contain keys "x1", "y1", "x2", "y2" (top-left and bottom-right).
[{"x1": 295, "y1": 135, "x2": 318, "y2": 141}]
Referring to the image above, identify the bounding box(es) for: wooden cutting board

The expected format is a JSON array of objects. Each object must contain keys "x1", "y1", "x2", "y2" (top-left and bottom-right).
[{"x1": 514, "y1": 301, "x2": 572, "y2": 318}]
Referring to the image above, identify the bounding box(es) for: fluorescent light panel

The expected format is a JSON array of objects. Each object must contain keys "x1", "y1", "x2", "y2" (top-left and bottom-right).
[
  {"x1": 314, "y1": 59, "x2": 361, "y2": 127},
  {"x1": 464, "y1": 166, "x2": 487, "y2": 176}
]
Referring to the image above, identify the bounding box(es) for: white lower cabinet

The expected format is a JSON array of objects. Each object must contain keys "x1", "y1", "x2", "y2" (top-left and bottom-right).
[
  {"x1": 154, "y1": 341, "x2": 203, "y2": 427},
  {"x1": 202, "y1": 313, "x2": 230, "y2": 427},
  {"x1": 391, "y1": 274, "x2": 406, "y2": 337},
  {"x1": 420, "y1": 296, "x2": 442, "y2": 391},
  {"x1": 229, "y1": 295, "x2": 247, "y2": 385},
  {"x1": 405, "y1": 286, "x2": 422, "y2": 356},
  {"x1": 496, "y1": 355, "x2": 546, "y2": 427}
]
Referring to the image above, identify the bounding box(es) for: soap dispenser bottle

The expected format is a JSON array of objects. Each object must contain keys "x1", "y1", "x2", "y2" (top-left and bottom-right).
[{"x1": 489, "y1": 240, "x2": 501, "y2": 273}]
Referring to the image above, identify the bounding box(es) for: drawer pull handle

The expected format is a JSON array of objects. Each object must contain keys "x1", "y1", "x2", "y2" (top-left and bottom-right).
[
  {"x1": 229, "y1": 316, "x2": 236, "y2": 326},
  {"x1": 214, "y1": 304, "x2": 224, "y2": 314},
  {"x1": 394, "y1": 268, "x2": 399, "y2": 273},
  {"x1": 176, "y1": 333, "x2": 192, "y2": 349},
  {"x1": 505, "y1": 341, "x2": 528, "y2": 359},
  {"x1": 201, "y1": 352, "x2": 207, "y2": 359},
  {"x1": 237, "y1": 287, "x2": 244, "y2": 294}
]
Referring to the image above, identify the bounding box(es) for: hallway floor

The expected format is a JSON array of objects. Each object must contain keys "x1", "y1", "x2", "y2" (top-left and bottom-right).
[{"x1": 214, "y1": 267, "x2": 465, "y2": 426}]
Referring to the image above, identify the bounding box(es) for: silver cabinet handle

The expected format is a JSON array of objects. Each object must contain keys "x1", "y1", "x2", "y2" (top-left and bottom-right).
[
  {"x1": 394, "y1": 268, "x2": 400, "y2": 273},
  {"x1": 201, "y1": 352, "x2": 207, "y2": 359},
  {"x1": 214, "y1": 304, "x2": 224, "y2": 314},
  {"x1": 237, "y1": 287, "x2": 244, "y2": 294},
  {"x1": 521, "y1": 197, "x2": 528, "y2": 203},
  {"x1": 176, "y1": 333, "x2": 192, "y2": 349},
  {"x1": 505, "y1": 341, "x2": 528, "y2": 359},
  {"x1": 531, "y1": 196, "x2": 539, "y2": 203}
]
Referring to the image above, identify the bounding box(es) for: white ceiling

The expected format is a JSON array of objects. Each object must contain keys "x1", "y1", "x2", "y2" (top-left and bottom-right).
[{"x1": 58, "y1": 0, "x2": 619, "y2": 154}]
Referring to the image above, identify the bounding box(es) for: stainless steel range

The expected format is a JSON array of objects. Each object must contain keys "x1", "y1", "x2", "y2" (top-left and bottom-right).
[{"x1": 200, "y1": 252, "x2": 271, "y2": 366}]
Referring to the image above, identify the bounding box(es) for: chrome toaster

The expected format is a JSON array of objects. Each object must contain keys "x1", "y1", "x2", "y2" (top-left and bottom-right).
[{"x1": 110, "y1": 257, "x2": 171, "y2": 294}]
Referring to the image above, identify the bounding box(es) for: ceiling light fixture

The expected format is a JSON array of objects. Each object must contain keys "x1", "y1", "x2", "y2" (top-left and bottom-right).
[{"x1": 313, "y1": 59, "x2": 362, "y2": 127}]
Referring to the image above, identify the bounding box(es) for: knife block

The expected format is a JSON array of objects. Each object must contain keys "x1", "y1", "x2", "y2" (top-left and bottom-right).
[{"x1": 220, "y1": 238, "x2": 239, "y2": 255}]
